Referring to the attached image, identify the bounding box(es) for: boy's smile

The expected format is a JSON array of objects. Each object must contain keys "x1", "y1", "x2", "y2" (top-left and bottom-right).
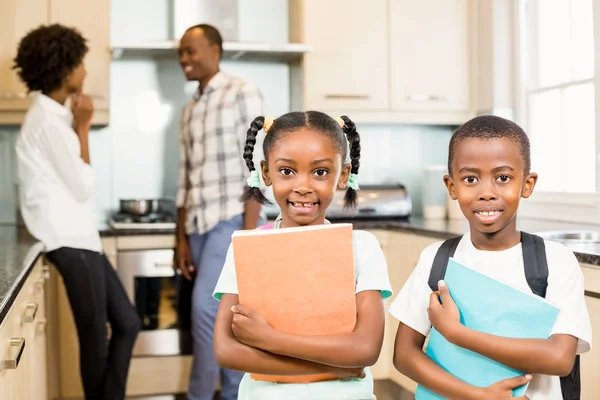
[
  {"x1": 444, "y1": 137, "x2": 537, "y2": 249},
  {"x1": 261, "y1": 128, "x2": 350, "y2": 228}
]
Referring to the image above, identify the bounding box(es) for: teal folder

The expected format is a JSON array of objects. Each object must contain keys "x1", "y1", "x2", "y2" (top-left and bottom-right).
[{"x1": 415, "y1": 257, "x2": 560, "y2": 399}]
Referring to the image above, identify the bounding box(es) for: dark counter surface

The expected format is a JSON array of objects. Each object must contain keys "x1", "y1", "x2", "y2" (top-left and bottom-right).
[{"x1": 0, "y1": 226, "x2": 44, "y2": 324}]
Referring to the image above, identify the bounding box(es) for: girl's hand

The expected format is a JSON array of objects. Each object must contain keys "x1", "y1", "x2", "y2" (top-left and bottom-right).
[
  {"x1": 477, "y1": 374, "x2": 532, "y2": 399},
  {"x1": 329, "y1": 366, "x2": 366, "y2": 380},
  {"x1": 231, "y1": 304, "x2": 274, "y2": 349},
  {"x1": 427, "y1": 280, "x2": 462, "y2": 340}
]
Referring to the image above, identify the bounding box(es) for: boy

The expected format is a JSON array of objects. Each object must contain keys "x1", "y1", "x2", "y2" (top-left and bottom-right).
[
  {"x1": 14, "y1": 24, "x2": 140, "y2": 400},
  {"x1": 388, "y1": 115, "x2": 592, "y2": 399}
]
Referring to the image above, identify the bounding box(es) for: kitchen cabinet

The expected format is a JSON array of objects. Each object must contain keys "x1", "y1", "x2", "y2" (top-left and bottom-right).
[
  {"x1": 0, "y1": 0, "x2": 110, "y2": 125},
  {"x1": 581, "y1": 264, "x2": 600, "y2": 400},
  {"x1": 389, "y1": 0, "x2": 472, "y2": 120},
  {"x1": 0, "y1": 0, "x2": 47, "y2": 121},
  {"x1": 49, "y1": 0, "x2": 111, "y2": 125},
  {"x1": 0, "y1": 257, "x2": 49, "y2": 400},
  {"x1": 290, "y1": 0, "x2": 474, "y2": 125},
  {"x1": 290, "y1": 0, "x2": 389, "y2": 113}
]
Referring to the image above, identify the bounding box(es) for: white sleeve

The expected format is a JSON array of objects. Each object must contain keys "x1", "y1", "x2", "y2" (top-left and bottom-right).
[
  {"x1": 213, "y1": 243, "x2": 239, "y2": 300},
  {"x1": 38, "y1": 125, "x2": 95, "y2": 203},
  {"x1": 545, "y1": 242, "x2": 593, "y2": 354},
  {"x1": 387, "y1": 242, "x2": 442, "y2": 337},
  {"x1": 353, "y1": 230, "x2": 393, "y2": 299}
]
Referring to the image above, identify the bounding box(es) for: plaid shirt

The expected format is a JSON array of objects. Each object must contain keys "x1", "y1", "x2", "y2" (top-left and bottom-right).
[{"x1": 176, "y1": 71, "x2": 264, "y2": 235}]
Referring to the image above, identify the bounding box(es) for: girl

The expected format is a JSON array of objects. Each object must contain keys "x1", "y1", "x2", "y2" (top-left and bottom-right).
[{"x1": 212, "y1": 111, "x2": 392, "y2": 400}]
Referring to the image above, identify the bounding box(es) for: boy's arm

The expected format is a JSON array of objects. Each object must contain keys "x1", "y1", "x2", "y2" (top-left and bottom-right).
[
  {"x1": 431, "y1": 282, "x2": 579, "y2": 376},
  {"x1": 449, "y1": 327, "x2": 577, "y2": 376},
  {"x1": 232, "y1": 290, "x2": 385, "y2": 368},
  {"x1": 214, "y1": 294, "x2": 364, "y2": 378},
  {"x1": 394, "y1": 323, "x2": 532, "y2": 400}
]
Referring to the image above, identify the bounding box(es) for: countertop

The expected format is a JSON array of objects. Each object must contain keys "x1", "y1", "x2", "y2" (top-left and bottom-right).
[
  {"x1": 0, "y1": 226, "x2": 44, "y2": 324},
  {"x1": 2, "y1": 217, "x2": 599, "y2": 324}
]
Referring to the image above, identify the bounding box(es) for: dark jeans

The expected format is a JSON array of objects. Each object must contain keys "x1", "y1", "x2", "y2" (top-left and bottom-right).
[{"x1": 47, "y1": 247, "x2": 141, "y2": 400}]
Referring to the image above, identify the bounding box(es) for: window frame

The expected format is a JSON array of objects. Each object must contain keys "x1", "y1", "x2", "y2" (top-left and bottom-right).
[{"x1": 513, "y1": 0, "x2": 600, "y2": 224}]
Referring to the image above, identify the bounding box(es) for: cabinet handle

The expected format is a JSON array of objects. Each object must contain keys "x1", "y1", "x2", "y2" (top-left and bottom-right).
[
  {"x1": 406, "y1": 94, "x2": 455, "y2": 102},
  {"x1": 35, "y1": 279, "x2": 45, "y2": 294},
  {"x1": 21, "y1": 302, "x2": 38, "y2": 323},
  {"x1": 154, "y1": 261, "x2": 173, "y2": 268},
  {"x1": 1, "y1": 338, "x2": 25, "y2": 370},
  {"x1": 41, "y1": 265, "x2": 51, "y2": 280},
  {"x1": 37, "y1": 319, "x2": 48, "y2": 334},
  {"x1": 325, "y1": 94, "x2": 370, "y2": 100}
]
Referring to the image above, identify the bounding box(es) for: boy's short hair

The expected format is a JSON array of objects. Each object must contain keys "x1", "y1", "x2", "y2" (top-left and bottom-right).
[
  {"x1": 448, "y1": 115, "x2": 531, "y2": 175},
  {"x1": 13, "y1": 24, "x2": 88, "y2": 94}
]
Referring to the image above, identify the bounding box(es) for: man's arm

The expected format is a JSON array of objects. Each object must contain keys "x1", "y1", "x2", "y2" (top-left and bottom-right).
[{"x1": 174, "y1": 107, "x2": 194, "y2": 279}]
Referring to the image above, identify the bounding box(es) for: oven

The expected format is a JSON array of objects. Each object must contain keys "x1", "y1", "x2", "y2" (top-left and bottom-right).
[{"x1": 117, "y1": 248, "x2": 192, "y2": 356}]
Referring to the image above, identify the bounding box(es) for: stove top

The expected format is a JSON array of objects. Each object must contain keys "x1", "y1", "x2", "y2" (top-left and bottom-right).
[{"x1": 110, "y1": 212, "x2": 176, "y2": 230}]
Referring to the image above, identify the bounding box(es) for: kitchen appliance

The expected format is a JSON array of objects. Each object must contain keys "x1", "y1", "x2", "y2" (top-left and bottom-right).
[
  {"x1": 262, "y1": 184, "x2": 412, "y2": 220},
  {"x1": 117, "y1": 249, "x2": 192, "y2": 356},
  {"x1": 111, "y1": 0, "x2": 311, "y2": 62},
  {"x1": 110, "y1": 198, "x2": 177, "y2": 230}
]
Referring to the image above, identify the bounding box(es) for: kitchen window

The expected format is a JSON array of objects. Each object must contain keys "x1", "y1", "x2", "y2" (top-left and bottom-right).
[{"x1": 517, "y1": 0, "x2": 597, "y2": 193}]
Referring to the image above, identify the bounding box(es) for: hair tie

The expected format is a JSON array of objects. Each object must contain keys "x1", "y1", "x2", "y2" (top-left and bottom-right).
[
  {"x1": 247, "y1": 170, "x2": 261, "y2": 188},
  {"x1": 347, "y1": 173, "x2": 359, "y2": 191},
  {"x1": 335, "y1": 116, "x2": 345, "y2": 128},
  {"x1": 263, "y1": 117, "x2": 274, "y2": 133}
]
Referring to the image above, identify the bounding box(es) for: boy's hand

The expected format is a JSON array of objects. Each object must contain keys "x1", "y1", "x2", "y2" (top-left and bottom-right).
[
  {"x1": 478, "y1": 374, "x2": 532, "y2": 399},
  {"x1": 427, "y1": 280, "x2": 461, "y2": 339},
  {"x1": 231, "y1": 304, "x2": 273, "y2": 349}
]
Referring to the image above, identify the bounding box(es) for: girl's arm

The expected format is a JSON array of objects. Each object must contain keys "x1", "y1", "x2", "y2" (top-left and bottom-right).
[
  {"x1": 214, "y1": 294, "x2": 364, "y2": 378},
  {"x1": 394, "y1": 323, "x2": 532, "y2": 400},
  {"x1": 234, "y1": 290, "x2": 385, "y2": 368},
  {"x1": 430, "y1": 283, "x2": 579, "y2": 376}
]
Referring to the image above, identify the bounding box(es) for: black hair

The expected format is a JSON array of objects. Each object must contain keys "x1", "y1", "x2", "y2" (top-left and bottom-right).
[
  {"x1": 448, "y1": 115, "x2": 531, "y2": 175},
  {"x1": 13, "y1": 24, "x2": 88, "y2": 94},
  {"x1": 186, "y1": 24, "x2": 223, "y2": 58},
  {"x1": 240, "y1": 111, "x2": 361, "y2": 210}
]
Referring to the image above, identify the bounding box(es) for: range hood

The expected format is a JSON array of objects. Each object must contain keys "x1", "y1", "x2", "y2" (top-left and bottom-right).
[{"x1": 111, "y1": 0, "x2": 311, "y2": 63}]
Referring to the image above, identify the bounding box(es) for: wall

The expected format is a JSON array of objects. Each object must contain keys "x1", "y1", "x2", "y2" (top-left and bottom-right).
[{"x1": 0, "y1": 0, "x2": 453, "y2": 224}]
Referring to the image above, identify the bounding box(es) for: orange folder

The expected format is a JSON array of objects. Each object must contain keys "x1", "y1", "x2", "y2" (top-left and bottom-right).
[{"x1": 232, "y1": 223, "x2": 357, "y2": 383}]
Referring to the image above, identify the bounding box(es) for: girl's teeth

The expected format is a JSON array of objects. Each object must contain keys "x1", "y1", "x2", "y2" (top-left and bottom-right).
[{"x1": 293, "y1": 202, "x2": 314, "y2": 208}]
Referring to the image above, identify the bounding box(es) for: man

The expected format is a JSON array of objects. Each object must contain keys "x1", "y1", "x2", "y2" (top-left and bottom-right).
[
  {"x1": 14, "y1": 24, "x2": 140, "y2": 400},
  {"x1": 175, "y1": 24, "x2": 265, "y2": 400}
]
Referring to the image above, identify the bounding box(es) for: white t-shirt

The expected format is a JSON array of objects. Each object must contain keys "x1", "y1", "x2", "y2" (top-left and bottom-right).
[
  {"x1": 388, "y1": 233, "x2": 592, "y2": 400},
  {"x1": 213, "y1": 229, "x2": 393, "y2": 400}
]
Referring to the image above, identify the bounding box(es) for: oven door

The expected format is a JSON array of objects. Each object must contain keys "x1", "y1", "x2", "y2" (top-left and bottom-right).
[{"x1": 117, "y1": 249, "x2": 192, "y2": 356}]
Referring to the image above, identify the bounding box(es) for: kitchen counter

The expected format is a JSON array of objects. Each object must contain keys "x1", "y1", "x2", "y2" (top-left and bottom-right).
[
  {"x1": 0, "y1": 226, "x2": 44, "y2": 324},
  {"x1": 3, "y1": 217, "x2": 600, "y2": 323},
  {"x1": 343, "y1": 217, "x2": 600, "y2": 266},
  {"x1": 98, "y1": 221, "x2": 176, "y2": 237}
]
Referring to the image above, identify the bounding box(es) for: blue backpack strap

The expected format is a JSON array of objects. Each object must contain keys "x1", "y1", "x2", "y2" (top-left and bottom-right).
[
  {"x1": 428, "y1": 236, "x2": 462, "y2": 292},
  {"x1": 521, "y1": 231, "x2": 580, "y2": 400}
]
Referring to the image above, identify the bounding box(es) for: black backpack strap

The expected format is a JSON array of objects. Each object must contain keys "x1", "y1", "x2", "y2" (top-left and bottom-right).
[
  {"x1": 428, "y1": 236, "x2": 462, "y2": 291},
  {"x1": 521, "y1": 231, "x2": 581, "y2": 399},
  {"x1": 521, "y1": 232, "x2": 549, "y2": 298}
]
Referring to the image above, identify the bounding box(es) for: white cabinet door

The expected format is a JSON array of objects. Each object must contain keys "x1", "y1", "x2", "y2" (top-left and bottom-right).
[
  {"x1": 294, "y1": 0, "x2": 389, "y2": 112},
  {"x1": 390, "y1": 0, "x2": 471, "y2": 113}
]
